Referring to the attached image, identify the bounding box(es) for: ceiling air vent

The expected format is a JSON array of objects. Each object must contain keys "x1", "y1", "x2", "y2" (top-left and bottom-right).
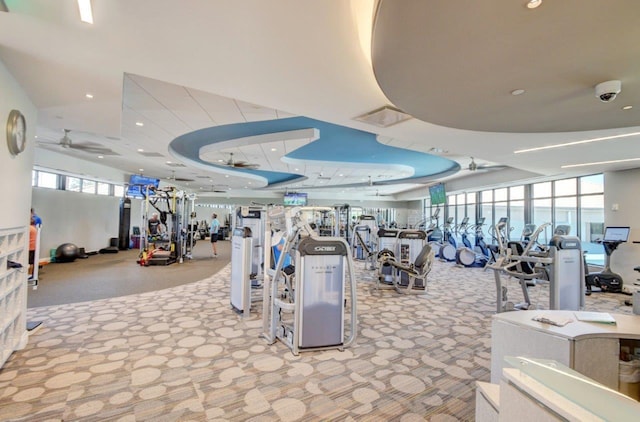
[
  {"x1": 166, "y1": 162, "x2": 186, "y2": 168},
  {"x1": 354, "y1": 106, "x2": 413, "y2": 128}
]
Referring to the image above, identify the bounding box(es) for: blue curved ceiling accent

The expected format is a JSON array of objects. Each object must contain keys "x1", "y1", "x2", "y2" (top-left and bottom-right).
[{"x1": 169, "y1": 116, "x2": 460, "y2": 187}]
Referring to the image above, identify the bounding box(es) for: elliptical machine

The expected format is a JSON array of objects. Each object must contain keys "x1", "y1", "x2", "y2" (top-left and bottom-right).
[
  {"x1": 439, "y1": 217, "x2": 457, "y2": 262},
  {"x1": 585, "y1": 226, "x2": 630, "y2": 294},
  {"x1": 455, "y1": 217, "x2": 484, "y2": 267}
]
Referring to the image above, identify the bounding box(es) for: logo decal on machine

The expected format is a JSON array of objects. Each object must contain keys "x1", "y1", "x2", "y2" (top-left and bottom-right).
[{"x1": 314, "y1": 246, "x2": 336, "y2": 252}]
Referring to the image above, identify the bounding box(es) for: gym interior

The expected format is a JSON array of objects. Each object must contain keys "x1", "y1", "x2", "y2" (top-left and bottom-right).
[{"x1": 2, "y1": 2, "x2": 640, "y2": 420}]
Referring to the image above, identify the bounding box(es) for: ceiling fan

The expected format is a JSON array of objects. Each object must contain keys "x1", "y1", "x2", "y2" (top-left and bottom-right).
[
  {"x1": 37, "y1": 129, "x2": 118, "y2": 155},
  {"x1": 468, "y1": 157, "x2": 507, "y2": 172},
  {"x1": 222, "y1": 152, "x2": 259, "y2": 169},
  {"x1": 166, "y1": 171, "x2": 195, "y2": 183}
]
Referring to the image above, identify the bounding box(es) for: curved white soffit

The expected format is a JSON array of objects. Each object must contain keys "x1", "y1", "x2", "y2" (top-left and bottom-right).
[
  {"x1": 168, "y1": 147, "x2": 268, "y2": 187},
  {"x1": 199, "y1": 128, "x2": 320, "y2": 159},
  {"x1": 280, "y1": 156, "x2": 415, "y2": 179}
]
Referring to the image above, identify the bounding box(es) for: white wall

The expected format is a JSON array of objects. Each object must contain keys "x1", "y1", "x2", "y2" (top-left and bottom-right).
[
  {"x1": 31, "y1": 188, "x2": 124, "y2": 257},
  {"x1": 0, "y1": 59, "x2": 37, "y2": 229},
  {"x1": 603, "y1": 169, "x2": 640, "y2": 286}
]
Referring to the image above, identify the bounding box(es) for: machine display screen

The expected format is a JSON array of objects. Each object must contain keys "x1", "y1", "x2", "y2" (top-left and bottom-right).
[{"x1": 603, "y1": 226, "x2": 630, "y2": 242}]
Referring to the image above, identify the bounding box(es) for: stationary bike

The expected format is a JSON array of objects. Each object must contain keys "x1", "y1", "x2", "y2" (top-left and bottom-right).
[{"x1": 585, "y1": 226, "x2": 630, "y2": 294}]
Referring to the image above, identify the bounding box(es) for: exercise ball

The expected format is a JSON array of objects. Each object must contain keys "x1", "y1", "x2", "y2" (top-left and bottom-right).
[{"x1": 55, "y1": 243, "x2": 79, "y2": 263}]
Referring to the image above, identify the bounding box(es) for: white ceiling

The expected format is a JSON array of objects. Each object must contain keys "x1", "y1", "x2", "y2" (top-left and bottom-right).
[{"x1": 1, "y1": 0, "x2": 639, "y2": 202}]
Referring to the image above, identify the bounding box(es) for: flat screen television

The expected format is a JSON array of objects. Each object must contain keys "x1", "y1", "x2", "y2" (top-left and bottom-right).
[
  {"x1": 283, "y1": 192, "x2": 308, "y2": 206},
  {"x1": 126, "y1": 174, "x2": 160, "y2": 199},
  {"x1": 429, "y1": 183, "x2": 446, "y2": 205}
]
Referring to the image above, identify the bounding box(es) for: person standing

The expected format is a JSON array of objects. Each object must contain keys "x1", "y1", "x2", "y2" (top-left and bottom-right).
[
  {"x1": 28, "y1": 217, "x2": 37, "y2": 277},
  {"x1": 210, "y1": 213, "x2": 221, "y2": 257}
]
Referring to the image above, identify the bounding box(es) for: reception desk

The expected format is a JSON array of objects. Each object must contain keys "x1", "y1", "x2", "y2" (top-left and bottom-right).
[{"x1": 490, "y1": 310, "x2": 640, "y2": 391}]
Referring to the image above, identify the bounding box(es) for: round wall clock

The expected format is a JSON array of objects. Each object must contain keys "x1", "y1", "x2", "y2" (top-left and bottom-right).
[{"x1": 6, "y1": 109, "x2": 27, "y2": 156}]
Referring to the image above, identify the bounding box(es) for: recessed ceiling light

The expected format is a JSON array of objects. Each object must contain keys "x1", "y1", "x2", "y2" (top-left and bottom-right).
[
  {"x1": 562, "y1": 157, "x2": 640, "y2": 168},
  {"x1": 514, "y1": 131, "x2": 640, "y2": 153},
  {"x1": 135, "y1": 122, "x2": 144, "y2": 127},
  {"x1": 137, "y1": 148, "x2": 144, "y2": 152},
  {"x1": 294, "y1": 168, "x2": 299, "y2": 171},
  {"x1": 85, "y1": 93, "x2": 94, "y2": 99},
  {"x1": 271, "y1": 148, "x2": 277, "y2": 152},
  {"x1": 339, "y1": 174, "x2": 344, "y2": 177},
  {"x1": 218, "y1": 159, "x2": 224, "y2": 163},
  {"x1": 225, "y1": 175, "x2": 229, "y2": 178},
  {"x1": 77, "y1": 0, "x2": 94, "y2": 23},
  {"x1": 511, "y1": 89, "x2": 525, "y2": 96},
  {"x1": 97, "y1": 155, "x2": 103, "y2": 159},
  {"x1": 166, "y1": 161, "x2": 172, "y2": 164},
  {"x1": 526, "y1": 0, "x2": 542, "y2": 9},
  {"x1": 139, "y1": 168, "x2": 144, "y2": 172},
  {"x1": 622, "y1": 105, "x2": 633, "y2": 110}
]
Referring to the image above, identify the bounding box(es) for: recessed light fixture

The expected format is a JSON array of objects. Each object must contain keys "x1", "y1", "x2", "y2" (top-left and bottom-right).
[
  {"x1": 218, "y1": 159, "x2": 224, "y2": 163},
  {"x1": 511, "y1": 89, "x2": 525, "y2": 96},
  {"x1": 77, "y1": 0, "x2": 94, "y2": 24},
  {"x1": 562, "y1": 157, "x2": 640, "y2": 168},
  {"x1": 166, "y1": 161, "x2": 172, "y2": 164},
  {"x1": 139, "y1": 168, "x2": 144, "y2": 172},
  {"x1": 85, "y1": 93, "x2": 94, "y2": 99},
  {"x1": 526, "y1": 0, "x2": 542, "y2": 9},
  {"x1": 270, "y1": 148, "x2": 277, "y2": 152},
  {"x1": 135, "y1": 122, "x2": 144, "y2": 127},
  {"x1": 294, "y1": 168, "x2": 299, "y2": 171},
  {"x1": 97, "y1": 155, "x2": 103, "y2": 159},
  {"x1": 225, "y1": 175, "x2": 229, "y2": 178},
  {"x1": 339, "y1": 174, "x2": 344, "y2": 177},
  {"x1": 137, "y1": 148, "x2": 144, "y2": 152},
  {"x1": 622, "y1": 105, "x2": 633, "y2": 110},
  {"x1": 514, "y1": 131, "x2": 640, "y2": 154}
]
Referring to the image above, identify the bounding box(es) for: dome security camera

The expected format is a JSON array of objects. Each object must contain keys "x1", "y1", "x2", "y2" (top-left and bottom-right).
[{"x1": 595, "y1": 80, "x2": 621, "y2": 103}]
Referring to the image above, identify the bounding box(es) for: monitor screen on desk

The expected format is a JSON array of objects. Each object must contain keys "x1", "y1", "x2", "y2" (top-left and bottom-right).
[{"x1": 603, "y1": 226, "x2": 630, "y2": 242}]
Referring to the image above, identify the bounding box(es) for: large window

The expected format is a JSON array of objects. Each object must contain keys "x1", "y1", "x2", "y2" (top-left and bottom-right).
[
  {"x1": 438, "y1": 174, "x2": 604, "y2": 264},
  {"x1": 37, "y1": 171, "x2": 58, "y2": 189},
  {"x1": 32, "y1": 167, "x2": 127, "y2": 198}
]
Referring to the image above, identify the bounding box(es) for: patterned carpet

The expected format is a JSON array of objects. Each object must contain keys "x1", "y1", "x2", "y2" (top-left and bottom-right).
[{"x1": 0, "y1": 258, "x2": 632, "y2": 421}]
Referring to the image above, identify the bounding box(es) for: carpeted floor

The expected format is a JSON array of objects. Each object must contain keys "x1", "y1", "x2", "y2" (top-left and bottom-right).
[
  {"x1": 0, "y1": 258, "x2": 632, "y2": 421},
  {"x1": 28, "y1": 240, "x2": 231, "y2": 308}
]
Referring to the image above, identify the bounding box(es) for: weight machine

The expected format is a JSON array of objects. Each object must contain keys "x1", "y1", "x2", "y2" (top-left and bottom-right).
[
  {"x1": 261, "y1": 206, "x2": 357, "y2": 355},
  {"x1": 134, "y1": 186, "x2": 196, "y2": 266},
  {"x1": 376, "y1": 229, "x2": 433, "y2": 294}
]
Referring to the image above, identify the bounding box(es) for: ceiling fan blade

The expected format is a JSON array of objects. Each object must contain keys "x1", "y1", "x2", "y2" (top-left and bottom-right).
[{"x1": 68, "y1": 144, "x2": 118, "y2": 155}]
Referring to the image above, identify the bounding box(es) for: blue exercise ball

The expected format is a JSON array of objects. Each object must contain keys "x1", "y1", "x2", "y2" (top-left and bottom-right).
[{"x1": 55, "y1": 243, "x2": 79, "y2": 263}]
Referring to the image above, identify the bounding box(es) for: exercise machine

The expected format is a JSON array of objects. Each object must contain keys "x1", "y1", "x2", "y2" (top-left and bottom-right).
[
  {"x1": 234, "y1": 206, "x2": 266, "y2": 281},
  {"x1": 230, "y1": 227, "x2": 261, "y2": 316},
  {"x1": 262, "y1": 206, "x2": 357, "y2": 355},
  {"x1": 439, "y1": 217, "x2": 457, "y2": 262},
  {"x1": 376, "y1": 229, "x2": 433, "y2": 294},
  {"x1": 351, "y1": 215, "x2": 377, "y2": 261},
  {"x1": 473, "y1": 217, "x2": 491, "y2": 263},
  {"x1": 455, "y1": 217, "x2": 483, "y2": 267},
  {"x1": 490, "y1": 222, "x2": 584, "y2": 313},
  {"x1": 585, "y1": 226, "x2": 630, "y2": 294}
]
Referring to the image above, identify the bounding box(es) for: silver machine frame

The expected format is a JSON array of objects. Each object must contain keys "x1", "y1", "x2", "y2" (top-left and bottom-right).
[
  {"x1": 489, "y1": 221, "x2": 585, "y2": 313},
  {"x1": 261, "y1": 206, "x2": 358, "y2": 355}
]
